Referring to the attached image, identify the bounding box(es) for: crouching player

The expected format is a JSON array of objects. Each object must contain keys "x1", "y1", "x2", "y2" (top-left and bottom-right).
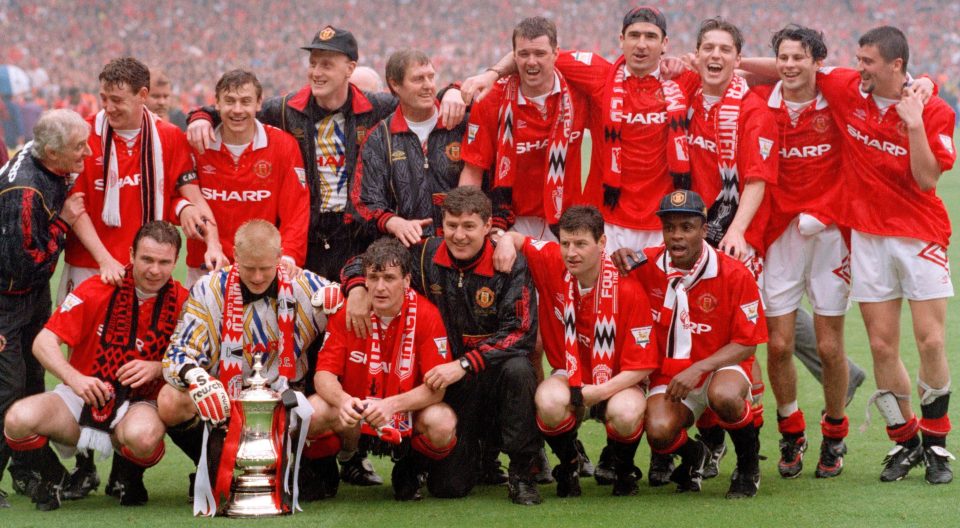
[
  {"x1": 614, "y1": 191, "x2": 767, "y2": 498},
  {"x1": 308, "y1": 238, "x2": 457, "y2": 501},
  {"x1": 4, "y1": 222, "x2": 188, "y2": 510},
  {"x1": 494, "y1": 206, "x2": 659, "y2": 496}
]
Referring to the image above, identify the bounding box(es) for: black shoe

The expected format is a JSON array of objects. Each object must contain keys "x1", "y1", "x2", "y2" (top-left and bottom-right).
[
  {"x1": 340, "y1": 453, "x2": 384, "y2": 486},
  {"x1": 116, "y1": 476, "x2": 149, "y2": 506},
  {"x1": 649, "y1": 452, "x2": 676, "y2": 487},
  {"x1": 32, "y1": 473, "x2": 66, "y2": 512},
  {"x1": 699, "y1": 437, "x2": 727, "y2": 480},
  {"x1": 923, "y1": 446, "x2": 955, "y2": 485},
  {"x1": 725, "y1": 464, "x2": 760, "y2": 499},
  {"x1": 880, "y1": 444, "x2": 924, "y2": 482},
  {"x1": 593, "y1": 445, "x2": 615, "y2": 485},
  {"x1": 551, "y1": 462, "x2": 581, "y2": 498},
  {"x1": 61, "y1": 465, "x2": 101, "y2": 500},
  {"x1": 300, "y1": 457, "x2": 340, "y2": 501},
  {"x1": 815, "y1": 438, "x2": 847, "y2": 478},
  {"x1": 11, "y1": 469, "x2": 41, "y2": 496},
  {"x1": 670, "y1": 441, "x2": 707, "y2": 493},
  {"x1": 480, "y1": 460, "x2": 510, "y2": 485},
  {"x1": 533, "y1": 448, "x2": 554, "y2": 485},
  {"x1": 507, "y1": 472, "x2": 542, "y2": 505},
  {"x1": 612, "y1": 465, "x2": 641, "y2": 496},
  {"x1": 777, "y1": 435, "x2": 806, "y2": 479},
  {"x1": 574, "y1": 439, "x2": 594, "y2": 477},
  {"x1": 391, "y1": 457, "x2": 424, "y2": 501}
]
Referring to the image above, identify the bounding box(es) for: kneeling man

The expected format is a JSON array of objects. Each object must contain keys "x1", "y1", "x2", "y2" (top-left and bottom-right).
[
  {"x1": 4, "y1": 222, "x2": 188, "y2": 510},
  {"x1": 309, "y1": 237, "x2": 457, "y2": 501}
]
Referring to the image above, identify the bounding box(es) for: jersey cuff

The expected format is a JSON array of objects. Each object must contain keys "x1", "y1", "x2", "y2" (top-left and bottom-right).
[{"x1": 173, "y1": 198, "x2": 193, "y2": 218}]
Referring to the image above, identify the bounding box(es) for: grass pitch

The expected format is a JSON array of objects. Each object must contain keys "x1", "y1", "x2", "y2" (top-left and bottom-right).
[{"x1": 2, "y1": 136, "x2": 959, "y2": 528}]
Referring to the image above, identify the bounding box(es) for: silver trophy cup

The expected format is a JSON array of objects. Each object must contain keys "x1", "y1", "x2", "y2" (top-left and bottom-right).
[{"x1": 224, "y1": 353, "x2": 286, "y2": 517}]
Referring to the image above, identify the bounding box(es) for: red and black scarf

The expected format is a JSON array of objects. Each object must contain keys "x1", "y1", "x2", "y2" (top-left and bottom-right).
[
  {"x1": 563, "y1": 255, "x2": 619, "y2": 406},
  {"x1": 602, "y1": 57, "x2": 691, "y2": 196},
  {"x1": 700, "y1": 75, "x2": 749, "y2": 246},
  {"x1": 493, "y1": 73, "x2": 572, "y2": 224},
  {"x1": 95, "y1": 107, "x2": 165, "y2": 227}
]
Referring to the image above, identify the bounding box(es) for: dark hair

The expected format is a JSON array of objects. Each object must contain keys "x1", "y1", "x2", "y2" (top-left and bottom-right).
[
  {"x1": 442, "y1": 186, "x2": 492, "y2": 221},
  {"x1": 559, "y1": 205, "x2": 604, "y2": 242},
  {"x1": 696, "y1": 17, "x2": 744, "y2": 54},
  {"x1": 362, "y1": 237, "x2": 412, "y2": 276},
  {"x1": 621, "y1": 6, "x2": 667, "y2": 37},
  {"x1": 133, "y1": 221, "x2": 181, "y2": 257},
  {"x1": 512, "y1": 16, "x2": 558, "y2": 49},
  {"x1": 99, "y1": 57, "x2": 151, "y2": 94},
  {"x1": 385, "y1": 49, "x2": 432, "y2": 95},
  {"x1": 771, "y1": 24, "x2": 828, "y2": 61},
  {"x1": 859, "y1": 26, "x2": 909, "y2": 72},
  {"x1": 215, "y1": 69, "x2": 263, "y2": 100}
]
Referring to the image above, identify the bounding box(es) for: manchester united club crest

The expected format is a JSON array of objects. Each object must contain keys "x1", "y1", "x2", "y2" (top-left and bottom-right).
[
  {"x1": 670, "y1": 190, "x2": 687, "y2": 206},
  {"x1": 253, "y1": 160, "x2": 272, "y2": 179},
  {"x1": 319, "y1": 27, "x2": 336, "y2": 40},
  {"x1": 896, "y1": 120, "x2": 908, "y2": 137},
  {"x1": 475, "y1": 287, "x2": 495, "y2": 308},
  {"x1": 812, "y1": 114, "x2": 831, "y2": 134},
  {"x1": 698, "y1": 293, "x2": 718, "y2": 313},
  {"x1": 356, "y1": 125, "x2": 367, "y2": 143},
  {"x1": 445, "y1": 141, "x2": 461, "y2": 162}
]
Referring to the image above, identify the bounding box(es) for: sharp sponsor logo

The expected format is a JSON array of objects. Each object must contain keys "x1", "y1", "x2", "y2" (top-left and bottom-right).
[
  {"x1": 781, "y1": 144, "x2": 832, "y2": 158},
  {"x1": 516, "y1": 132, "x2": 582, "y2": 154},
  {"x1": 846, "y1": 125, "x2": 907, "y2": 156},
  {"x1": 93, "y1": 173, "x2": 140, "y2": 191},
  {"x1": 201, "y1": 188, "x2": 272, "y2": 202},
  {"x1": 619, "y1": 111, "x2": 668, "y2": 125},
  {"x1": 687, "y1": 134, "x2": 716, "y2": 153}
]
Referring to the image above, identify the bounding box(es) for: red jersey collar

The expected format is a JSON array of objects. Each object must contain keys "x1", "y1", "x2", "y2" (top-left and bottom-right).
[
  {"x1": 389, "y1": 101, "x2": 443, "y2": 134},
  {"x1": 432, "y1": 239, "x2": 495, "y2": 277},
  {"x1": 287, "y1": 82, "x2": 375, "y2": 115}
]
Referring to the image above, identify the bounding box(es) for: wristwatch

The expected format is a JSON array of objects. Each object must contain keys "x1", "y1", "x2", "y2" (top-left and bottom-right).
[{"x1": 458, "y1": 356, "x2": 472, "y2": 373}]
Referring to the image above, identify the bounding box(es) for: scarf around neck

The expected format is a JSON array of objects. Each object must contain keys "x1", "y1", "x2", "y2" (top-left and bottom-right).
[
  {"x1": 563, "y1": 255, "x2": 619, "y2": 406},
  {"x1": 95, "y1": 107, "x2": 165, "y2": 227}
]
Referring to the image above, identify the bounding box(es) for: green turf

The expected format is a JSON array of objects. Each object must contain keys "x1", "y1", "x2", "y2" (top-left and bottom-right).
[{"x1": 3, "y1": 135, "x2": 959, "y2": 527}]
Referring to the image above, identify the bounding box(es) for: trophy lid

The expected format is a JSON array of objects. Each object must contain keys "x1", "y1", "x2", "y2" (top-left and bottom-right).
[{"x1": 238, "y1": 352, "x2": 280, "y2": 402}]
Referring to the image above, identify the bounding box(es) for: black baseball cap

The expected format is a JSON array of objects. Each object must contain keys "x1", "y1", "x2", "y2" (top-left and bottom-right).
[
  {"x1": 656, "y1": 190, "x2": 707, "y2": 219},
  {"x1": 301, "y1": 26, "x2": 359, "y2": 61},
  {"x1": 622, "y1": 6, "x2": 667, "y2": 37}
]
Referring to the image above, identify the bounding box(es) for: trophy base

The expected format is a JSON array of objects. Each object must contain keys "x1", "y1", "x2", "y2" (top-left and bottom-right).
[{"x1": 225, "y1": 478, "x2": 285, "y2": 518}]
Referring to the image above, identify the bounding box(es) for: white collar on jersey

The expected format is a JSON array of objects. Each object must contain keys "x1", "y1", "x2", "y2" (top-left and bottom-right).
[
  {"x1": 210, "y1": 119, "x2": 268, "y2": 152},
  {"x1": 767, "y1": 80, "x2": 828, "y2": 110},
  {"x1": 516, "y1": 72, "x2": 562, "y2": 105}
]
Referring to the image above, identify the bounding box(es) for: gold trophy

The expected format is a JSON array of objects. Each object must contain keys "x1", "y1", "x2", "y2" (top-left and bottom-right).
[{"x1": 224, "y1": 353, "x2": 285, "y2": 517}]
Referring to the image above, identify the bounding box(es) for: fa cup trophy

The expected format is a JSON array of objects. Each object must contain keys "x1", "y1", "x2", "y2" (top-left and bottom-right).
[{"x1": 225, "y1": 353, "x2": 285, "y2": 517}]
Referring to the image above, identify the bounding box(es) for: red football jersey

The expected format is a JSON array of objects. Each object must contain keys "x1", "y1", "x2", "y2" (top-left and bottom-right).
[
  {"x1": 45, "y1": 276, "x2": 188, "y2": 397},
  {"x1": 66, "y1": 117, "x2": 195, "y2": 268},
  {"x1": 187, "y1": 121, "x2": 309, "y2": 268},
  {"x1": 817, "y1": 67, "x2": 956, "y2": 246},
  {"x1": 521, "y1": 237, "x2": 660, "y2": 374},
  {"x1": 687, "y1": 89, "x2": 779, "y2": 252},
  {"x1": 316, "y1": 292, "x2": 448, "y2": 399},
  {"x1": 461, "y1": 73, "x2": 592, "y2": 217},
  {"x1": 633, "y1": 246, "x2": 767, "y2": 386},
  {"x1": 751, "y1": 84, "x2": 845, "y2": 246},
  {"x1": 557, "y1": 51, "x2": 701, "y2": 230}
]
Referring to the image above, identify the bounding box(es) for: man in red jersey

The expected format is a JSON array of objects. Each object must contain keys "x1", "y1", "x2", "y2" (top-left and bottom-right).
[
  {"x1": 3, "y1": 222, "x2": 188, "y2": 511},
  {"x1": 459, "y1": 16, "x2": 592, "y2": 242},
  {"x1": 749, "y1": 25, "x2": 853, "y2": 480},
  {"x1": 310, "y1": 238, "x2": 456, "y2": 502},
  {"x1": 814, "y1": 27, "x2": 956, "y2": 485},
  {"x1": 185, "y1": 69, "x2": 308, "y2": 286},
  {"x1": 60, "y1": 58, "x2": 215, "y2": 300},
  {"x1": 620, "y1": 190, "x2": 767, "y2": 499},
  {"x1": 493, "y1": 205, "x2": 658, "y2": 497}
]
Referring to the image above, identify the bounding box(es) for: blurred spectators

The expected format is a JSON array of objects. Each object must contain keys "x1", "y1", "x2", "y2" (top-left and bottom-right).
[{"x1": 0, "y1": 0, "x2": 957, "y2": 130}]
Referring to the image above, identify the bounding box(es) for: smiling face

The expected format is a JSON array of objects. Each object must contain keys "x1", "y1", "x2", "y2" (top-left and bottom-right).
[
  {"x1": 129, "y1": 237, "x2": 177, "y2": 294},
  {"x1": 307, "y1": 50, "x2": 355, "y2": 106},
  {"x1": 365, "y1": 264, "x2": 410, "y2": 318},
  {"x1": 442, "y1": 211, "x2": 491, "y2": 261},
  {"x1": 99, "y1": 82, "x2": 147, "y2": 130},
  {"x1": 514, "y1": 35, "x2": 558, "y2": 96},
  {"x1": 235, "y1": 244, "x2": 280, "y2": 295},
  {"x1": 47, "y1": 126, "x2": 92, "y2": 175},
  {"x1": 620, "y1": 21, "x2": 667, "y2": 77},
  {"x1": 856, "y1": 44, "x2": 901, "y2": 96},
  {"x1": 776, "y1": 39, "x2": 820, "y2": 97},
  {"x1": 215, "y1": 82, "x2": 262, "y2": 143},
  {"x1": 559, "y1": 228, "x2": 605, "y2": 283},
  {"x1": 696, "y1": 29, "x2": 741, "y2": 96},
  {"x1": 660, "y1": 213, "x2": 706, "y2": 269},
  {"x1": 391, "y1": 61, "x2": 437, "y2": 119}
]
